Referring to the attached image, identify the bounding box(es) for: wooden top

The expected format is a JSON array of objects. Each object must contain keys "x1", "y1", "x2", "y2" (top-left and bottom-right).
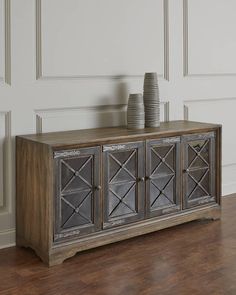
[{"x1": 17, "y1": 120, "x2": 221, "y2": 149}]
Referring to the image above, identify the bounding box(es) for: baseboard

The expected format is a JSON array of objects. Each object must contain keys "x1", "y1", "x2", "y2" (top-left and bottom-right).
[
  {"x1": 222, "y1": 182, "x2": 236, "y2": 197},
  {"x1": 0, "y1": 229, "x2": 16, "y2": 249}
]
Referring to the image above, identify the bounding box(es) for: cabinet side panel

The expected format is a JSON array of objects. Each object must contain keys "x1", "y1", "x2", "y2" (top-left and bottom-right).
[
  {"x1": 16, "y1": 137, "x2": 53, "y2": 257},
  {"x1": 216, "y1": 126, "x2": 222, "y2": 205}
]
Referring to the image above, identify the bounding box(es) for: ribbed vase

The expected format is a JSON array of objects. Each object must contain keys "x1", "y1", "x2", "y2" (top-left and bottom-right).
[
  {"x1": 143, "y1": 72, "x2": 160, "y2": 127},
  {"x1": 127, "y1": 93, "x2": 145, "y2": 129}
]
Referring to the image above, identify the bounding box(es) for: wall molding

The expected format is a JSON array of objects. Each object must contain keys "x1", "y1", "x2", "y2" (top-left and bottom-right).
[
  {"x1": 183, "y1": 98, "x2": 236, "y2": 167},
  {"x1": 0, "y1": 0, "x2": 11, "y2": 85},
  {"x1": 0, "y1": 111, "x2": 12, "y2": 213},
  {"x1": 35, "y1": 101, "x2": 170, "y2": 134},
  {"x1": 36, "y1": 0, "x2": 170, "y2": 81},
  {"x1": 183, "y1": 0, "x2": 236, "y2": 78},
  {"x1": 223, "y1": 182, "x2": 236, "y2": 197},
  {"x1": 35, "y1": 104, "x2": 127, "y2": 134},
  {"x1": 0, "y1": 228, "x2": 15, "y2": 249},
  {"x1": 183, "y1": 97, "x2": 236, "y2": 120}
]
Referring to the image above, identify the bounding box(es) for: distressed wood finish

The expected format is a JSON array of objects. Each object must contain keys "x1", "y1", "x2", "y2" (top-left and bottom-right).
[
  {"x1": 16, "y1": 137, "x2": 53, "y2": 264},
  {"x1": 18, "y1": 121, "x2": 221, "y2": 149},
  {"x1": 16, "y1": 121, "x2": 222, "y2": 266}
]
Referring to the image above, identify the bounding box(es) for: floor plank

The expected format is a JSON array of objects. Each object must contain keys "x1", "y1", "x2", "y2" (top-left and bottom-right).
[{"x1": 0, "y1": 196, "x2": 236, "y2": 295}]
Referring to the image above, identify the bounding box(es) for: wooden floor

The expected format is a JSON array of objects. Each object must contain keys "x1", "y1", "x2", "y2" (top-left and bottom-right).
[{"x1": 1, "y1": 196, "x2": 236, "y2": 295}]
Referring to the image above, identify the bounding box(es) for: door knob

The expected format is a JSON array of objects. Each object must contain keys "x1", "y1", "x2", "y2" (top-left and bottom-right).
[
  {"x1": 94, "y1": 185, "x2": 101, "y2": 191},
  {"x1": 138, "y1": 177, "x2": 145, "y2": 182},
  {"x1": 183, "y1": 169, "x2": 190, "y2": 173}
]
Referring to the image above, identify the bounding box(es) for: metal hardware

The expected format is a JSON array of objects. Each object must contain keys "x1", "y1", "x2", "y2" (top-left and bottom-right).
[
  {"x1": 94, "y1": 185, "x2": 101, "y2": 191},
  {"x1": 106, "y1": 219, "x2": 125, "y2": 227},
  {"x1": 138, "y1": 177, "x2": 145, "y2": 182},
  {"x1": 56, "y1": 229, "x2": 81, "y2": 239},
  {"x1": 161, "y1": 137, "x2": 180, "y2": 144},
  {"x1": 162, "y1": 207, "x2": 177, "y2": 214},
  {"x1": 182, "y1": 132, "x2": 215, "y2": 142},
  {"x1": 103, "y1": 144, "x2": 127, "y2": 152},
  {"x1": 197, "y1": 197, "x2": 215, "y2": 205},
  {"x1": 54, "y1": 149, "x2": 81, "y2": 159}
]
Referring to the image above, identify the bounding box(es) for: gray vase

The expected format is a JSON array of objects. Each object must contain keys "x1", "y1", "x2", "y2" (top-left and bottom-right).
[
  {"x1": 143, "y1": 72, "x2": 160, "y2": 127},
  {"x1": 127, "y1": 94, "x2": 145, "y2": 129}
]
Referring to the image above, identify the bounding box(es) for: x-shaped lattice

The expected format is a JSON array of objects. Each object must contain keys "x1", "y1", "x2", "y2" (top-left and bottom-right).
[
  {"x1": 151, "y1": 145, "x2": 175, "y2": 176},
  {"x1": 109, "y1": 182, "x2": 136, "y2": 216},
  {"x1": 188, "y1": 140, "x2": 209, "y2": 170},
  {"x1": 150, "y1": 145, "x2": 176, "y2": 208},
  {"x1": 187, "y1": 168, "x2": 209, "y2": 199},
  {"x1": 186, "y1": 140, "x2": 210, "y2": 199},
  {"x1": 61, "y1": 156, "x2": 93, "y2": 192},
  {"x1": 109, "y1": 150, "x2": 136, "y2": 184},
  {"x1": 61, "y1": 190, "x2": 92, "y2": 227},
  {"x1": 150, "y1": 175, "x2": 175, "y2": 207}
]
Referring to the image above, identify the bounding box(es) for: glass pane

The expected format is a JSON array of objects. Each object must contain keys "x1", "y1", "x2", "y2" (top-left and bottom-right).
[
  {"x1": 150, "y1": 176, "x2": 175, "y2": 209},
  {"x1": 109, "y1": 150, "x2": 137, "y2": 183},
  {"x1": 188, "y1": 140, "x2": 210, "y2": 169},
  {"x1": 151, "y1": 145, "x2": 175, "y2": 177},
  {"x1": 61, "y1": 156, "x2": 93, "y2": 192},
  {"x1": 187, "y1": 170, "x2": 210, "y2": 200},
  {"x1": 109, "y1": 182, "x2": 137, "y2": 217},
  {"x1": 61, "y1": 191, "x2": 92, "y2": 229}
]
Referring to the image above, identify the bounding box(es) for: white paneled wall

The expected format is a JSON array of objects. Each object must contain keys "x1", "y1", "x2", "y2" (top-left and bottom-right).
[{"x1": 0, "y1": 0, "x2": 235, "y2": 248}]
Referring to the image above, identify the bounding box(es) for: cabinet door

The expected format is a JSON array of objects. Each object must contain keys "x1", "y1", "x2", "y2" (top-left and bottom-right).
[
  {"x1": 146, "y1": 137, "x2": 181, "y2": 217},
  {"x1": 183, "y1": 132, "x2": 216, "y2": 209},
  {"x1": 53, "y1": 147, "x2": 100, "y2": 242},
  {"x1": 103, "y1": 142, "x2": 145, "y2": 229}
]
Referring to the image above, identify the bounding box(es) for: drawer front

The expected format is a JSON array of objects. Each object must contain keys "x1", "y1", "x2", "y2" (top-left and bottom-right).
[
  {"x1": 103, "y1": 142, "x2": 145, "y2": 229},
  {"x1": 146, "y1": 137, "x2": 181, "y2": 217},
  {"x1": 53, "y1": 147, "x2": 101, "y2": 242},
  {"x1": 182, "y1": 132, "x2": 216, "y2": 209}
]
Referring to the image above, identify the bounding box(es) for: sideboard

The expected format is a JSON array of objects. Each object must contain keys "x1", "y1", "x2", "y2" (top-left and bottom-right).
[{"x1": 16, "y1": 121, "x2": 222, "y2": 266}]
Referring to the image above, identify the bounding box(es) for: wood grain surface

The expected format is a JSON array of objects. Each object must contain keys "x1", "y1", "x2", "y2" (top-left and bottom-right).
[{"x1": 17, "y1": 121, "x2": 221, "y2": 150}]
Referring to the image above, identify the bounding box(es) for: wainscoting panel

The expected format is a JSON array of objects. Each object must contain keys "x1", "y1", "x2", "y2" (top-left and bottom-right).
[
  {"x1": 184, "y1": 0, "x2": 236, "y2": 77},
  {"x1": 0, "y1": 0, "x2": 4, "y2": 81},
  {"x1": 0, "y1": 0, "x2": 11, "y2": 84},
  {"x1": 37, "y1": 0, "x2": 169, "y2": 80},
  {"x1": 0, "y1": 111, "x2": 11, "y2": 210},
  {"x1": 35, "y1": 102, "x2": 169, "y2": 134}
]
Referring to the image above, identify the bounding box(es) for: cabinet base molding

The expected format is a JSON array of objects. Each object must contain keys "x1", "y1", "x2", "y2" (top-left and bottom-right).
[{"x1": 23, "y1": 204, "x2": 220, "y2": 267}]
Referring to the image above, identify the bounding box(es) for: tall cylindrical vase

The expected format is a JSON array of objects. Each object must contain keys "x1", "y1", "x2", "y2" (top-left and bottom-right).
[
  {"x1": 143, "y1": 72, "x2": 160, "y2": 127},
  {"x1": 127, "y1": 93, "x2": 145, "y2": 129}
]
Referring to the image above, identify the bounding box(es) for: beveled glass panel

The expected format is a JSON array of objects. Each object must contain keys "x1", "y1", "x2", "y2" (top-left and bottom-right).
[
  {"x1": 151, "y1": 145, "x2": 175, "y2": 178},
  {"x1": 61, "y1": 191, "x2": 93, "y2": 229},
  {"x1": 61, "y1": 156, "x2": 92, "y2": 192},
  {"x1": 150, "y1": 175, "x2": 175, "y2": 209},
  {"x1": 109, "y1": 150, "x2": 136, "y2": 184},
  {"x1": 108, "y1": 182, "x2": 136, "y2": 218},
  {"x1": 188, "y1": 140, "x2": 210, "y2": 169}
]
